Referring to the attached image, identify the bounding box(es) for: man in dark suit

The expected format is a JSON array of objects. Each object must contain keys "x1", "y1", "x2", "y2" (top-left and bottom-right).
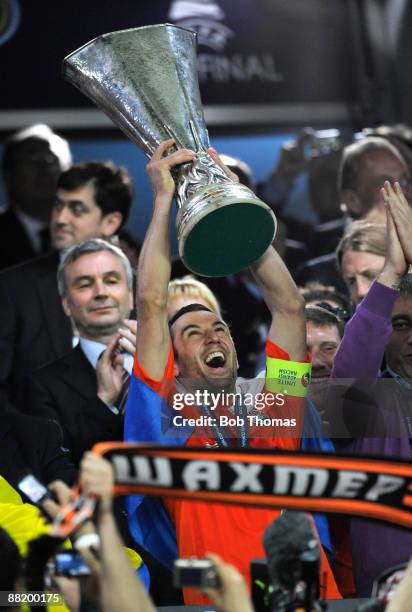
[
  {"x1": 20, "y1": 239, "x2": 135, "y2": 467},
  {"x1": 0, "y1": 411, "x2": 77, "y2": 490},
  {"x1": 0, "y1": 124, "x2": 72, "y2": 269},
  {"x1": 0, "y1": 161, "x2": 134, "y2": 409}
]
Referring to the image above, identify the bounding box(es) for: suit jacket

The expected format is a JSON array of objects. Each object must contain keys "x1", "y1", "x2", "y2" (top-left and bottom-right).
[
  {"x1": 20, "y1": 345, "x2": 123, "y2": 466},
  {"x1": 0, "y1": 251, "x2": 72, "y2": 408},
  {"x1": 0, "y1": 411, "x2": 77, "y2": 489},
  {"x1": 0, "y1": 207, "x2": 39, "y2": 270}
]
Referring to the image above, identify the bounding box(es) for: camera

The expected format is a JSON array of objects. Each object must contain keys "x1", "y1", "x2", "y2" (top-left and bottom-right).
[
  {"x1": 17, "y1": 474, "x2": 54, "y2": 506},
  {"x1": 173, "y1": 558, "x2": 220, "y2": 589},
  {"x1": 308, "y1": 129, "x2": 342, "y2": 156},
  {"x1": 49, "y1": 551, "x2": 91, "y2": 577}
]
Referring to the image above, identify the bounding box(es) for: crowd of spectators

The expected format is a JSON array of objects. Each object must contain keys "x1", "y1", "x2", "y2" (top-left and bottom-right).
[{"x1": 0, "y1": 122, "x2": 412, "y2": 611}]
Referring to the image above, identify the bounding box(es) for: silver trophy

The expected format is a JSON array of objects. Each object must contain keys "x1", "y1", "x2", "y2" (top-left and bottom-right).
[{"x1": 63, "y1": 24, "x2": 276, "y2": 277}]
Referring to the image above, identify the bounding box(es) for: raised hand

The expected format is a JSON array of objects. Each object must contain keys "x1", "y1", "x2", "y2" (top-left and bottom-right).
[
  {"x1": 118, "y1": 318, "x2": 137, "y2": 356},
  {"x1": 207, "y1": 147, "x2": 240, "y2": 183},
  {"x1": 203, "y1": 553, "x2": 254, "y2": 612},
  {"x1": 146, "y1": 139, "x2": 196, "y2": 201},
  {"x1": 80, "y1": 452, "x2": 114, "y2": 515},
  {"x1": 378, "y1": 184, "x2": 408, "y2": 289},
  {"x1": 381, "y1": 180, "x2": 412, "y2": 265},
  {"x1": 40, "y1": 479, "x2": 73, "y2": 520},
  {"x1": 272, "y1": 127, "x2": 315, "y2": 180},
  {"x1": 96, "y1": 336, "x2": 125, "y2": 407}
]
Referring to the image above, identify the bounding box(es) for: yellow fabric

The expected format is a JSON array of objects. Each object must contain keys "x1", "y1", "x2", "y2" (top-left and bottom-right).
[
  {"x1": 0, "y1": 477, "x2": 50, "y2": 556},
  {"x1": 266, "y1": 357, "x2": 312, "y2": 397},
  {"x1": 0, "y1": 477, "x2": 72, "y2": 554},
  {"x1": 47, "y1": 594, "x2": 70, "y2": 612},
  {"x1": 124, "y1": 546, "x2": 143, "y2": 570},
  {"x1": 0, "y1": 475, "x2": 23, "y2": 504},
  {"x1": 0, "y1": 503, "x2": 50, "y2": 557},
  {"x1": 0, "y1": 478, "x2": 141, "y2": 610},
  {"x1": 0, "y1": 478, "x2": 74, "y2": 611}
]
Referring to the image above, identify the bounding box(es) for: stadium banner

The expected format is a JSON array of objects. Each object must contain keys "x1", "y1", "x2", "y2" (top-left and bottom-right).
[
  {"x1": 93, "y1": 442, "x2": 412, "y2": 528},
  {"x1": 0, "y1": 0, "x2": 355, "y2": 128}
]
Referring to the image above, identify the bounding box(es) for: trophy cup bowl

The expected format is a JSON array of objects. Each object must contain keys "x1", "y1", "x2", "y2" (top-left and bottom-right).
[{"x1": 63, "y1": 24, "x2": 276, "y2": 277}]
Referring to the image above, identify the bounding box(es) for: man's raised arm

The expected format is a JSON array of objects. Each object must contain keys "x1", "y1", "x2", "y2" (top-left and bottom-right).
[
  {"x1": 250, "y1": 246, "x2": 306, "y2": 360},
  {"x1": 207, "y1": 148, "x2": 306, "y2": 360},
  {"x1": 137, "y1": 140, "x2": 196, "y2": 379}
]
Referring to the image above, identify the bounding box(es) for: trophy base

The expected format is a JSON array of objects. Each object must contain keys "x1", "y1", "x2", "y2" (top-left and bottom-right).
[{"x1": 177, "y1": 183, "x2": 277, "y2": 277}]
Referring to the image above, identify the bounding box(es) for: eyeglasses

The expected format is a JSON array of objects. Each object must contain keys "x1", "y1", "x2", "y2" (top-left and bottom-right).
[{"x1": 314, "y1": 301, "x2": 350, "y2": 322}]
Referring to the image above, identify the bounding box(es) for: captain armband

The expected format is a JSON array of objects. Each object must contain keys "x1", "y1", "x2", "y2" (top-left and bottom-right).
[{"x1": 265, "y1": 357, "x2": 312, "y2": 398}]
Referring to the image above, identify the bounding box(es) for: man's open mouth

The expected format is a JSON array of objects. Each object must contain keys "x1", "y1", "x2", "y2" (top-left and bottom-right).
[{"x1": 204, "y1": 351, "x2": 226, "y2": 369}]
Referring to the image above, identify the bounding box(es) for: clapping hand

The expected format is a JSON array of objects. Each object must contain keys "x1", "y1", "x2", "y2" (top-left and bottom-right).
[
  {"x1": 118, "y1": 319, "x2": 137, "y2": 356},
  {"x1": 96, "y1": 336, "x2": 126, "y2": 408},
  {"x1": 382, "y1": 180, "x2": 412, "y2": 266}
]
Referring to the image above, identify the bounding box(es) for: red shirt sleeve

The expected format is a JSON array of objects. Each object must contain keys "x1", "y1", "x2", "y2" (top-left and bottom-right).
[
  {"x1": 266, "y1": 339, "x2": 312, "y2": 363},
  {"x1": 133, "y1": 342, "x2": 175, "y2": 398}
]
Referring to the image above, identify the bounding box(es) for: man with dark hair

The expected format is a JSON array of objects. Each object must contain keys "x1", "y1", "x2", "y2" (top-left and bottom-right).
[
  {"x1": 51, "y1": 161, "x2": 133, "y2": 251},
  {"x1": 0, "y1": 412, "x2": 77, "y2": 490},
  {"x1": 125, "y1": 140, "x2": 339, "y2": 605},
  {"x1": 305, "y1": 306, "x2": 344, "y2": 385},
  {"x1": 300, "y1": 281, "x2": 349, "y2": 314},
  {"x1": 0, "y1": 124, "x2": 72, "y2": 269},
  {"x1": 303, "y1": 305, "x2": 345, "y2": 436},
  {"x1": 0, "y1": 161, "x2": 134, "y2": 410}
]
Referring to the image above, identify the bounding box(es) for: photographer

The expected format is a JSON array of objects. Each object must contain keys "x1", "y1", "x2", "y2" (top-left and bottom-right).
[
  {"x1": 203, "y1": 553, "x2": 254, "y2": 612},
  {"x1": 47, "y1": 454, "x2": 254, "y2": 612},
  {"x1": 17, "y1": 453, "x2": 152, "y2": 611},
  {"x1": 79, "y1": 452, "x2": 155, "y2": 612}
]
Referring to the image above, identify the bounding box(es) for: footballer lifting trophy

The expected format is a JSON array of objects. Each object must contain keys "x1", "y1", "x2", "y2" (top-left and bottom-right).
[{"x1": 63, "y1": 24, "x2": 276, "y2": 277}]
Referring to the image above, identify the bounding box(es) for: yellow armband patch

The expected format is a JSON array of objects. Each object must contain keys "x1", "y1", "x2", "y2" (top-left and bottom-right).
[{"x1": 266, "y1": 357, "x2": 312, "y2": 397}]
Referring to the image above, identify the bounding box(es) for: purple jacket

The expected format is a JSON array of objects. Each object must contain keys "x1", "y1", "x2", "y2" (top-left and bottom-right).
[{"x1": 331, "y1": 280, "x2": 412, "y2": 596}]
